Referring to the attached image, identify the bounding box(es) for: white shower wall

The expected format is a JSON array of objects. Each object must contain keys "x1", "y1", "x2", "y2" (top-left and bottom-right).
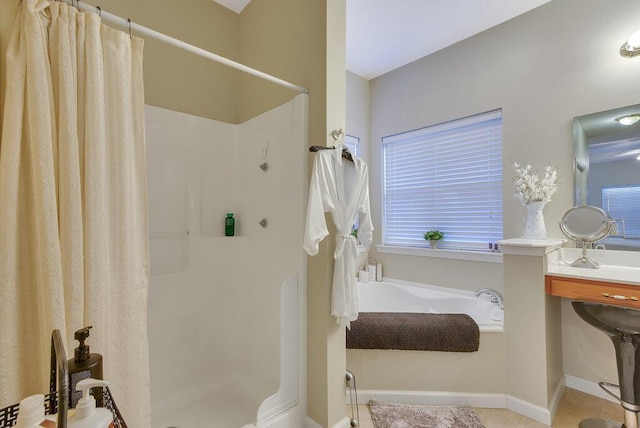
[{"x1": 145, "y1": 95, "x2": 307, "y2": 427}]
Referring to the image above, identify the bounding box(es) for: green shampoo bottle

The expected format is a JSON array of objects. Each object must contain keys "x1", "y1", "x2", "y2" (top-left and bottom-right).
[{"x1": 225, "y1": 213, "x2": 235, "y2": 236}]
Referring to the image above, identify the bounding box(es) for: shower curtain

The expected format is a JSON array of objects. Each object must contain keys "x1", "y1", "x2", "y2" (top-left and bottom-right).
[{"x1": 0, "y1": 1, "x2": 150, "y2": 426}]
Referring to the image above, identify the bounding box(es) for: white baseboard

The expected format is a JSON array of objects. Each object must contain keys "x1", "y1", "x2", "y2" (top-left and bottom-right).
[
  {"x1": 350, "y1": 389, "x2": 506, "y2": 408},
  {"x1": 549, "y1": 376, "x2": 566, "y2": 422},
  {"x1": 305, "y1": 416, "x2": 351, "y2": 428},
  {"x1": 305, "y1": 416, "x2": 322, "y2": 428},
  {"x1": 565, "y1": 374, "x2": 619, "y2": 403},
  {"x1": 331, "y1": 416, "x2": 351, "y2": 428},
  {"x1": 506, "y1": 395, "x2": 551, "y2": 425}
]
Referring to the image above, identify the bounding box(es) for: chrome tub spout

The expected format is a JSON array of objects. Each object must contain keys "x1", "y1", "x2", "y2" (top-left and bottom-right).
[{"x1": 475, "y1": 288, "x2": 504, "y2": 309}]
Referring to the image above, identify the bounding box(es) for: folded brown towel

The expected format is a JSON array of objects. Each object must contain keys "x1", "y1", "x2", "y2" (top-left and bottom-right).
[{"x1": 346, "y1": 312, "x2": 480, "y2": 352}]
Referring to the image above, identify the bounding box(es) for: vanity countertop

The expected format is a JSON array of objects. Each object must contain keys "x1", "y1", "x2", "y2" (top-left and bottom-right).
[{"x1": 546, "y1": 248, "x2": 640, "y2": 286}]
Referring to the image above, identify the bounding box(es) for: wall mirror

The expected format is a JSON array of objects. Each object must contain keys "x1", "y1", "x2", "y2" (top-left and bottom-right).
[{"x1": 573, "y1": 104, "x2": 640, "y2": 251}]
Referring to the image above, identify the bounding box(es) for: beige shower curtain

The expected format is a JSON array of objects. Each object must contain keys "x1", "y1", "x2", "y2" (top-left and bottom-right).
[{"x1": 0, "y1": 1, "x2": 150, "y2": 426}]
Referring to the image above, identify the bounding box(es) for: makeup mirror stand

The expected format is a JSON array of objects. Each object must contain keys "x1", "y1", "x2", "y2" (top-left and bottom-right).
[{"x1": 559, "y1": 205, "x2": 616, "y2": 269}]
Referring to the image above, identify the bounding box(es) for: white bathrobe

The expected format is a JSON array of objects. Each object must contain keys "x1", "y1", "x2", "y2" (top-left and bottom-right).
[{"x1": 304, "y1": 148, "x2": 373, "y2": 328}]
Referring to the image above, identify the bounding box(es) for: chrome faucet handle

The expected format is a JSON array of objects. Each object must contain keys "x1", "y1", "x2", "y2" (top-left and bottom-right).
[{"x1": 475, "y1": 288, "x2": 504, "y2": 309}]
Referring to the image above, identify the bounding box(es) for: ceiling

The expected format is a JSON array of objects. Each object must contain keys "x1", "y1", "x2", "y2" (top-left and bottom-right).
[
  {"x1": 214, "y1": 0, "x2": 551, "y2": 79},
  {"x1": 346, "y1": 0, "x2": 551, "y2": 79},
  {"x1": 213, "y1": 0, "x2": 251, "y2": 14}
]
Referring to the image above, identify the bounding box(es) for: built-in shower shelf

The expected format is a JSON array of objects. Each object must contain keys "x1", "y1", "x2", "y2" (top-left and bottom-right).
[{"x1": 197, "y1": 233, "x2": 248, "y2": 239}]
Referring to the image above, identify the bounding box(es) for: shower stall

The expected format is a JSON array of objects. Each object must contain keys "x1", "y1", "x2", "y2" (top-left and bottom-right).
[{"x1": 145, "y1": 94, "x2": 307, "y2": 427}]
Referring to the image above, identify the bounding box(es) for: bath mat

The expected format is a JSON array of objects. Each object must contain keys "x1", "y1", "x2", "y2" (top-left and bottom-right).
[{"x1": 369, "y1": 399, "x2": 485, "y2": 428}]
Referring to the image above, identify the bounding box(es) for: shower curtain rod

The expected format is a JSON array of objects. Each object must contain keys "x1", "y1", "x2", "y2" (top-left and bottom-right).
[{"x1": 62, "y1": 1, "x2": 309, "y2": 94}]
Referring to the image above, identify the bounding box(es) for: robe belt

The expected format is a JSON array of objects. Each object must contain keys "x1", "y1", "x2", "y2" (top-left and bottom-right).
[{"x1": 335, "y1": 233, "x2": 358, "y2": 261}]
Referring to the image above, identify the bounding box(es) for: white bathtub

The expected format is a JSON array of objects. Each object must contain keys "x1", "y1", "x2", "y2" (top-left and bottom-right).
[
  {"x1": 356, "y1": 278, "x2": 503, "y2": 332},
  {"x1": 347, "y1": 278, "x2": 507, "y2": 408}
]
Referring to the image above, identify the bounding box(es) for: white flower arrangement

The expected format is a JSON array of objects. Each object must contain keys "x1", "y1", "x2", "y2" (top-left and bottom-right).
[{"x1": 511, "y1": 161, "x2": 559, "y2": 205}]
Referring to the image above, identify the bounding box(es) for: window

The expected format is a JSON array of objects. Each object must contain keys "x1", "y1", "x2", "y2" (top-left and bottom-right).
[
  {"x1": 344, "y1": 134, "x2": 359, "y2": 156},
  {"x1": 602, "y1": 185, "x2": 640, "y2": 238},
  {"x1": 382, "y1": 110, "x2": 503, "y2": 251}
]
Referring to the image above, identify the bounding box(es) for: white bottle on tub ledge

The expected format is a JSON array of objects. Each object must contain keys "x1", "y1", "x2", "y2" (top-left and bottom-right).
[
  {"x1": 67, "y1": 379, "x2": 113, "y2": 428},
  {"x1": 15, "y1": 394, "x2": 56, "y2": 427}
]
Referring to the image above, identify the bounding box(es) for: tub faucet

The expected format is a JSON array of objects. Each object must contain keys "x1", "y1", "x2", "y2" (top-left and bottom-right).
[{"x1": 475, "y1": 288, "x2": 503, "y2": 309}]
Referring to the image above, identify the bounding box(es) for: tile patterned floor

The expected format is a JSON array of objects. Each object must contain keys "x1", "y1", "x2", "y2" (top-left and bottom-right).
[{"x1": 347, "y1": 388, "x2": 624, "y2": 428}]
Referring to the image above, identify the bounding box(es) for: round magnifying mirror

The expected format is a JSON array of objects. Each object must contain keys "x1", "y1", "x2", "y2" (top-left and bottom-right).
[
  {"x1": 559, "y1": 206, "x2": 612, "y2": 242},
  {"x1": 559, "y1": 205, "x2": 614, "y2": 269}
]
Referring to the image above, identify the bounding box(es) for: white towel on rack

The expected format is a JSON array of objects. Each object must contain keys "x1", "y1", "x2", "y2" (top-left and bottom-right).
[{"x1": 303, "y1": 148, "x2": 373, "y2": 328}]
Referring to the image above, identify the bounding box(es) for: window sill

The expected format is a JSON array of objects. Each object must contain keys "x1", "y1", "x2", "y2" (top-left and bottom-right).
[{"x1": 375, "y1": 245, "x2": 503, "y2": 264}]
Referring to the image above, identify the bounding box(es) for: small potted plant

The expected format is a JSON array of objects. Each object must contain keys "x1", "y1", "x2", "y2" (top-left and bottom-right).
[{"x1": 424, "y1": 230, "x2": 444, "y2": 249}]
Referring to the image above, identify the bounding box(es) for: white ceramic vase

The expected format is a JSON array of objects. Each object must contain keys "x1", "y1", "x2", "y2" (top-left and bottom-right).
[{"x1": 523, "y1": 201, "x2": 547, "y2": 239}]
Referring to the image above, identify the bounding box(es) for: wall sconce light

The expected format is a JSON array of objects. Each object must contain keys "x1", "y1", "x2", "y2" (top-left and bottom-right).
[
  {"x1": 620, "y1": 30, "x2": 640, "y2": 57},
  {"x1": 615, "y1": 114, "x2": 640, "y2": 126}
]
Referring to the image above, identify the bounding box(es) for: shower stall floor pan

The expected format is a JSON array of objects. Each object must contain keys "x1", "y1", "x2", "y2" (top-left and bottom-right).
[{"x1": 152, "y1": 386, "x2": 258, "y2": 428}]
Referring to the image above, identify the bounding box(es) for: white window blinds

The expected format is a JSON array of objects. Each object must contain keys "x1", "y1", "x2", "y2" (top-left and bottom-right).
[
  {"x1": 602, "y1": 185, "x2": 640, "y2": 238},
  {"x1": 382, "y1": 110, "x2": 503, "y2": 251},
  {"x1": 344, "y1": 134, "x2": 359, "y2": 156}
]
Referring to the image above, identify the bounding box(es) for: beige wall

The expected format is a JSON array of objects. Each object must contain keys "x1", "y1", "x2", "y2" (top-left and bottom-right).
[
  {"x1": 237, "y1": 0, "x2": 319, "y2": 123},
  {"x1": 561, "y1": 298, "x2": 617, "y2": 384},
  {"x1": 346, "y1": 71, "x2": 370, "y2": 165},
  {"x1": 545, "y1": 293, "x2": 564, "y2": 404},
  {"x1": 80, "y1": 0, "x2": 240, "y2": 123},
  {"x1": 347, "y1": 332, "x2": 506, "y2": 393},
  {"x1": 503, "y1": 253, "x2": 561, "y2": 412},
  {"x1": 0, "y1": 0, "x2": 239, "y2": 123},
  {"x1": 364, "y1": 0, "x2": 640, "y2": 388},
  {"x1": 376, "y1": 254, "x2": 502, "y2": 294},
  {"x1": 346, "y1": 71, "x2": 370, "y2": 274}
]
